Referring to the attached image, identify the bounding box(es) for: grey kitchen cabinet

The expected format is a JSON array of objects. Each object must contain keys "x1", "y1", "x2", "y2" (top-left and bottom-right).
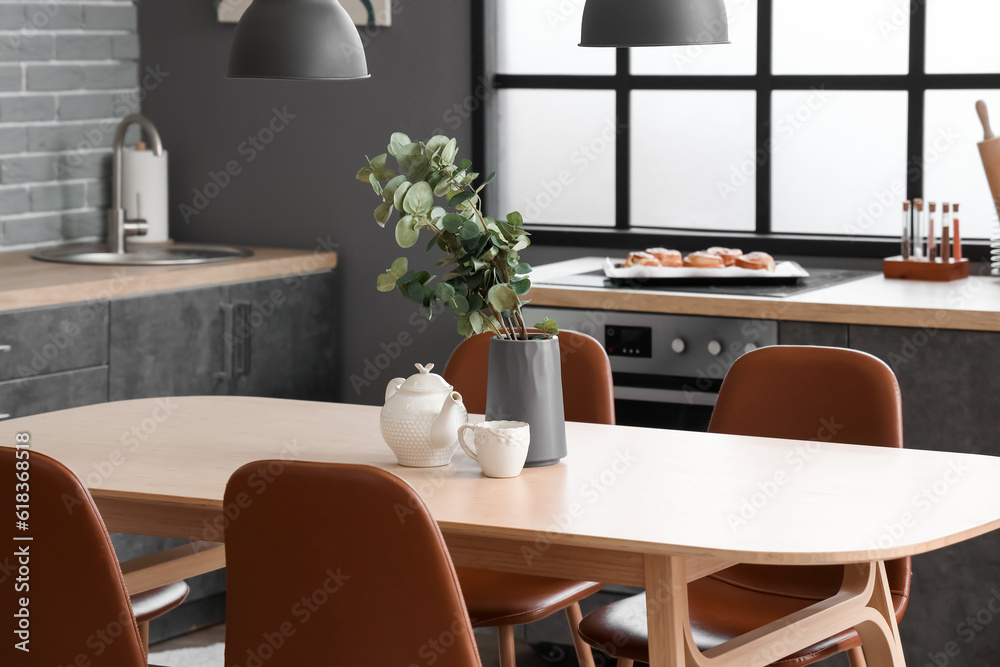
[
  {"x1": 229, "y1": 271, "x2": 338, "y2": 401},
  {"x1": 849, "y1": 324, "x2": 1000, "y2": 667},
  {"x1": 109, "y1": 285, "x2": 232, "y2": 400},
  {"x1": 777, "y1": 321, "x2": 850, "y2": 348},
  {"x1": 0, "y1": 367, "x2": 108, "y2": 420}
]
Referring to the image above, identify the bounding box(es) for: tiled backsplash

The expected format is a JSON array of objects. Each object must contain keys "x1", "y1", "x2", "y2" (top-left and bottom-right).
[{"x1": 0, "y1": 1, "x2": 143, "y2": 248}]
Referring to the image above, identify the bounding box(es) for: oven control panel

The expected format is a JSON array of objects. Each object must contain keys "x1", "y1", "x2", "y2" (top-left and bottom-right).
[
  {"x1": 605, "y1": 325, "x2": 652, "y2": 358},
  {"x1": 522, "y1": 307, "x2": 778, "y2": 379}
]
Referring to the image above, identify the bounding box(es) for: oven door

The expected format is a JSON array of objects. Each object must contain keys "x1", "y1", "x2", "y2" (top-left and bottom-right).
[{"x1": 522, "y1": 306, "x2": 778, "y2": 432}]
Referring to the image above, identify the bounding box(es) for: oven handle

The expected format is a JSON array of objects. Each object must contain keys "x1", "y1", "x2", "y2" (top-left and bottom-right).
[{"x1": 614, "y1": 386, "x2": 719, "y2": 407}]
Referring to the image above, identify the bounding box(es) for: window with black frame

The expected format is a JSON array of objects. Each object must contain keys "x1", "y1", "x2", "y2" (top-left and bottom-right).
[{"x1": 475, "y1": 0, "x2": 1000, "y2": 256}]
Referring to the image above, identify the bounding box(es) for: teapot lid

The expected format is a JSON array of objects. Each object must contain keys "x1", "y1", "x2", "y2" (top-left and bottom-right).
[{"x1": 399, "y1": 363, "x2": 452, "y2": 393}]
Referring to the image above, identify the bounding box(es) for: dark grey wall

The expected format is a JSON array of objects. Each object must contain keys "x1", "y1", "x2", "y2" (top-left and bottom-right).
[{"x1": 138, "y1": 0, "x2": 475, "y2": 405}]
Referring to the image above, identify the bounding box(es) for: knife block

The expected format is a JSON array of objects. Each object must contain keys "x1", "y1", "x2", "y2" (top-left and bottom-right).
[{"x1": 883, "y1": 257, "x2": 970, "y2": 281}]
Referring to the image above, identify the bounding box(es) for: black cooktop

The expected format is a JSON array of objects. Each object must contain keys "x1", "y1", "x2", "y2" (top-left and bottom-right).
[{"x1": 540, "y1": 267, "x2": 876, "y2": 299}]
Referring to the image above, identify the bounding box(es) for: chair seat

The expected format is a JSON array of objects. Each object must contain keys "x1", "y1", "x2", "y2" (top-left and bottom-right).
[
  {"x1": 578, "y1": 573, "x2": 907, "y2": 666},
  {"x1": 131, "y1": 582, "x2": 190, "y2": 626},
  {"x1": 457, "y1": 567, "x2": 602, "y2": 627}
]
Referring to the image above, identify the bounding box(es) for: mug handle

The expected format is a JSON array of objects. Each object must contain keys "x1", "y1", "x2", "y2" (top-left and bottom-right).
[{"x1": 458, "y1": 425, "x2": 478, "y2": 462}]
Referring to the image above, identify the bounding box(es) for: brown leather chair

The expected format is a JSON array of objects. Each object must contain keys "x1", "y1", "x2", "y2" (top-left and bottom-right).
[
  {"x1": 0, "y1": 447, "x2": 185, "y2": 666},
  {"x1": 444, "y1": 330, "x2": 613, "y2": 666},
  {"x1": 224, "y1": 460, "x2": 483, "y2": 667},
  {"x1": 577, "y1": 346, "x2": 912, "y2": 667}
]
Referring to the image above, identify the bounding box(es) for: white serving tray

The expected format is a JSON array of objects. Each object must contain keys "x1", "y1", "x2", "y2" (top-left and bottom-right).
[{"x1": 603, "y1": 257, "x2": 811, "y2": 282}]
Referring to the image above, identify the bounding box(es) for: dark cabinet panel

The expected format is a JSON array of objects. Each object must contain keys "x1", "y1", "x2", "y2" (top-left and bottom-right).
[
  {"x1": 109, "y1": 286, "x2": 231, "y2": 400},
  {"x1": 0, "y1": 366, "x2": 107, "y2": 420},
  {"x1": 230, "y1": 272, "x2": 338, "y2": 402},
  {"x1": 778, "y1": 321, "x2": 849, "y2": 348},
  {"x1": 0, "y1": 302, "x2": 108, "y2": 381},
  {"x1": 849, "y1": 325, "x2": 1000, "y2": 454}
]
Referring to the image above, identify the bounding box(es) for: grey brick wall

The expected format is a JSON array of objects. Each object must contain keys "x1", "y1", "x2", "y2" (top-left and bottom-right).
[{"x1": 0, "y1": 1, "x2": 141, "y2": 248}]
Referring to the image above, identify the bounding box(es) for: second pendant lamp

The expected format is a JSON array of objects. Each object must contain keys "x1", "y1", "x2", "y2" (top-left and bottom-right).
[
  {"x1": 228, "y1": 0, "x2": 370, "y2": 80},
  {"x1": 580, "y1": 0, "x2": 730, "y2": 47}
]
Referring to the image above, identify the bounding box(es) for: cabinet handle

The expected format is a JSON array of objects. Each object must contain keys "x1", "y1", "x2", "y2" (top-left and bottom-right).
[
  {"x1": 217, "y1": 304, "x2": 234, "y2": 383},
  {"x1": 0, "y1": 414, "x2": 10, "y2": 421},
  {"x1": 232, "y1": 302, "x2": 252, "y2": 380},
  {"x1": 0, "y1": 345, "x2": 10, "y2": 353}
]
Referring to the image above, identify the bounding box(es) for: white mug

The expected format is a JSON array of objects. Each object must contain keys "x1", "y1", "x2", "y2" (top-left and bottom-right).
[{"x1": 458, "y1": 421, "x2": 530, "y2": 478}]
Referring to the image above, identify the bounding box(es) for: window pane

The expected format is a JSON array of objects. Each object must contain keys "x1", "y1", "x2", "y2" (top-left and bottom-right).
[
  {"x1": 924, "y1": 91, "x2": 1000, "y2": 239},
  {"x1": 771, "y1": 91, "x2": 908, "y2": 235},
  {"x1": 631, "y1": 0, "x2": 757, "y2": 75},
  {"x1": 495, "y1": 90, "x2": 616, "y2": 226},
  {"x1": 773, "y1": 0, "x2": 909, "y2": 75},
  {"x1": 631, "y1": 91, "x2": 756, "y2": 231},
  {"x1": 926, "y1": 0, "x2": 1000, "y2": 74},
  {"x1": 496, "y1": 0, "x2": 615, "y2": 75}
]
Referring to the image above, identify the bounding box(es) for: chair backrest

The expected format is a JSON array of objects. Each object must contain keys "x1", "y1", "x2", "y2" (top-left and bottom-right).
[
  {"x1": 708, "y1": 346, "x2": 911, "y2": 605},
  {"x1": 224, "y1": 461, "x2": 482, "y2": 667},
  {"x1": 444, "y1": 330, "x2": 616, "y2": 425},
  {"x1": 0, "y1": 447, "x2": 147, "y2": 667}
]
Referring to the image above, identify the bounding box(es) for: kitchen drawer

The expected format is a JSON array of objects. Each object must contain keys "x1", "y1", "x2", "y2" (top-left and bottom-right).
[
  {"x1": 0, "y1": 366, "x2": 108, "y2": 421},
  {"x1": 0, "y1": 303, "x2": 109, "y2": 382}
]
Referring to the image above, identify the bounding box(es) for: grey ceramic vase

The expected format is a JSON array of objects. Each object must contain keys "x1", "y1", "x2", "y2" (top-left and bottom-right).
[{"x1": 485, "y1": 335, "x2": 567, "y2": 467}]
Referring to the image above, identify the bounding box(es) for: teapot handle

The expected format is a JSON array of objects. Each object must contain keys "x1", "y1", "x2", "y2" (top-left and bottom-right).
[
  {"x1": 458, "y1": 425, "x2": 478, "y2": 463},
  {"x1": 385, "y1": 378, "x2": 405, "y2": 402}
]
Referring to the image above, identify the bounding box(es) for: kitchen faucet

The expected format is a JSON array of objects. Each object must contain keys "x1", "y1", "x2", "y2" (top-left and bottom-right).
[{"x1": 108, "y1": 114, "x2": 163, "y2": 254}]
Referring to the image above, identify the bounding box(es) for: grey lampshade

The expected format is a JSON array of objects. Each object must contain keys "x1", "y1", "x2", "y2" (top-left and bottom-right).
[
  {"x1": 228, "y1": 0, "x2": 370, "y2": 80},
  {"x1": 580, "y1": 0, "x2": 730, "y2": 47}
]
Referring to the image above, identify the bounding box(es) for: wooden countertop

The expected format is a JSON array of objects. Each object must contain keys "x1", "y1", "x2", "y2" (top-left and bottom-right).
[
  {"x1": 0, "y1": 246, "x2": 338, "y2": 313},
  {"x1": 528, "y1": 257, "x2": 1000, "y2": 332}
]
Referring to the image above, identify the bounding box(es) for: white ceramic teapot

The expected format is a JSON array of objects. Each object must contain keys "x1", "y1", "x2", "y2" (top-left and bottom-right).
[{"x1": 381, "y1": 363, "x2": 468, "y2": 467}]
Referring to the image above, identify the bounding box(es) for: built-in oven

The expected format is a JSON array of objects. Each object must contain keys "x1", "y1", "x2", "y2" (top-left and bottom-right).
[{"x1": 523, "y1": 307, "x2": 778, "y2": 431}]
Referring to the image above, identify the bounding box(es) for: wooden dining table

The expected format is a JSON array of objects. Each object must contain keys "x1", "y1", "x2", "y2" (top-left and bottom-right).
[{"x1": 6, "y1": 396, "x2": 1000, "y2": 667}]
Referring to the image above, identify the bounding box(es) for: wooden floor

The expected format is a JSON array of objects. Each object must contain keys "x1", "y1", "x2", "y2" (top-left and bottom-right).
[{"x1": 149, "y1": 624, "x2": 584, "y2": 666}]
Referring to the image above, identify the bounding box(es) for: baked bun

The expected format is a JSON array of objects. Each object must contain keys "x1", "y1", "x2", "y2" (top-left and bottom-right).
[
  {"x1": 735, "y1": 252, "x2": 776, "y2": 272},
  {"x1": 705, "y1": 247, "x2": 743, "y2": 267},
  {"x1": 624, "y1": 251, "x2": 661, "y2": 267},
  {"x1": 685, "y1": 251, "x2": 726, "y2": 269},
  {"x1": 645, "y1": 248, "x2": 683, "y2": 267}
]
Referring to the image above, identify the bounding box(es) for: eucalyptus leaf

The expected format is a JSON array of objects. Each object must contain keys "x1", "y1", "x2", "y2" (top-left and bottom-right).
[
  {"x1": 388, "y1": 132, "x2": 411, "y2": 156},
  {"x1": 449, "y1": 191, "x2": 476, "y2": 208},
  {"x1": 393, "y1": 181, "x2": 412, "y2": 212},
  {"x1": 511, "y1": 277, "x2": 531, "y2": 295},
  {"x1": 382, "y1": 175, "x2": 407, "y2": 202},
  {"x1": 442, "y1": 138, "x2": 459, "y2": 164},
  {"x1": 390, "y1": 257, "x2": 408, "y2": 277},
  {"x1": 374, "y1": 201, "x2": 392, "y2": 226},
  {"x1": 458, "y1": 158, "x2": 472, "y2": 172},
  {"x1": 395, "y1": 215, "x2": 420, "y2": 248},
  {"x1": 405, "y1": 281, "x2": 424, "y2": 303},
  {"x1": 426, "y1": 135, "x2": 450, "y2": 154},
  {"x1": 369, "y1": 173, "x2": 383, "y2": 196},
  {"x1": 534, "y1": 318, "x2": 559, "y2": 336},
  {"x1": 441, "y1": 214, "x2": 465, "y2": 233},
  {"x1": 356, "y1": 167, "x2": 373, "y2": 182},
  {"x1": 459, "y1": 219, "x2": 481, "y2": 241},
  {"x1": 376, "y1": 271, "x2": 398, "y2": 292},
  {"x1": 506, "y1": 211, "x2": 523, "y2": 227},
  {"x1": 403, "y1": 181, "x2": 434, "y2": 216},
  {"x1": 457, "y1": 315, "x2": 473, "y2": 337},
  {"x1": 487, "y1": 284, "x2": 520, "y2": 313},
  {"x1": 481, "y1": 171, "x2": 497, "y2": 187},
  {"x1": 370, "y1": 153, "x2": 387, "y2": 169},
  {"x1": 515, "y1": 262, "x2": 531, "y2": 274},
  {"x1": 469, "y1": 311, "x2": 488, "y2": 335}
]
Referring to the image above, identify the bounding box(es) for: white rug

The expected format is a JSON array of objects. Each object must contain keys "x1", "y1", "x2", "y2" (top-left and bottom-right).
[{"x1": 148, "y1": 642, "x2": 224, "y2": 667}]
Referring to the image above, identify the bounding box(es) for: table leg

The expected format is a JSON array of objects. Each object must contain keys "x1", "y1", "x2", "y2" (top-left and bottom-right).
[{"x1": 644, "y1": 554, "x2": 689, "y2": 667}]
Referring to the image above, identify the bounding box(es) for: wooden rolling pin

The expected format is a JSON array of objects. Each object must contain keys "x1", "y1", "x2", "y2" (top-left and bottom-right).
[{"x1": 976, "y1": 100, "x2": 1000, "y2": 222}]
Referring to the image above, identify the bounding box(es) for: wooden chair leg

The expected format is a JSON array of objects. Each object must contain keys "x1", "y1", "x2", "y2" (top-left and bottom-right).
[
  {"x1": 615, "y1": 659, "x2": 634, "y2": 667},
  {"x1": 565, "y1": 602, "x2": 596, "y2": 667},
  {"x1": 498, "y1": 625, "x2": 516, "y2": 667},
  {"x1": 848, "y1": 646, "x2": 868, "y2": 667},
  {"x1": 138, "y1": 622, "x2": 150, "y2": 654}
]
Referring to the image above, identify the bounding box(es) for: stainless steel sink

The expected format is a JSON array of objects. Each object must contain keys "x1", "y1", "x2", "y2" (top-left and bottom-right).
[{"x1": 32, "y1": 243, "x2": 253, "y2": 266}]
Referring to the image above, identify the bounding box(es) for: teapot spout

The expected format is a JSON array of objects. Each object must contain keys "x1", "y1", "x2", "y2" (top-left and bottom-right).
[{"x1": 430, "y1": 391, "x2": 466, "y2": 451}]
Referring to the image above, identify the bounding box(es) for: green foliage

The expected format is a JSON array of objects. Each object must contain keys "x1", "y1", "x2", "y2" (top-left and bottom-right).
[{"x1": 359, "y1": 134, "x2": 556, "y2": 340}]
